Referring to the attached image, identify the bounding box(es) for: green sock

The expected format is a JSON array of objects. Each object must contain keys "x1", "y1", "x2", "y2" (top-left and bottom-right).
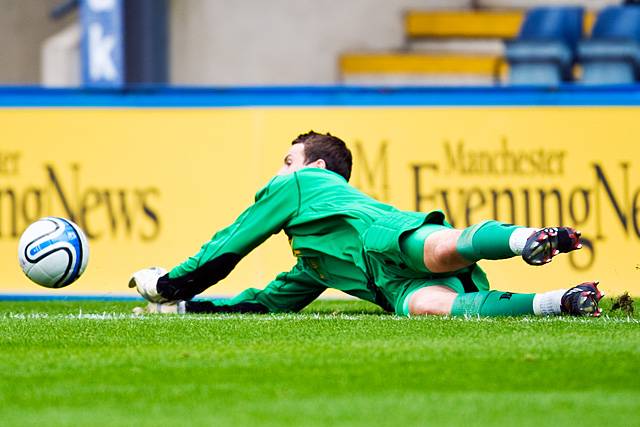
[
  {"x1": 456, "y1": 220, "x2": 523, "y2": 262},
  {"x1": 451, "y1": 291, "x2": 535, "y2": 317}
]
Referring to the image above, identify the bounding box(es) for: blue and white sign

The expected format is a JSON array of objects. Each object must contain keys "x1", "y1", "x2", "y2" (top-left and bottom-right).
[{"x1": 80, "y1": 0, "x2": 125, "y2": 88}]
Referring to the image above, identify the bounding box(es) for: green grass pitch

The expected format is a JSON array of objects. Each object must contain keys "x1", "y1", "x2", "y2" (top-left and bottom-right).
[{"x1": 0, "y1": 298, "x2": 638, "y2": 427}]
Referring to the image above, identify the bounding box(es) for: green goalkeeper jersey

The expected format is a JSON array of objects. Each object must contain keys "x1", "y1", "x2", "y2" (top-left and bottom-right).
[{"x1": 168, "y1": 168, "x2": 487, "y2": 313}]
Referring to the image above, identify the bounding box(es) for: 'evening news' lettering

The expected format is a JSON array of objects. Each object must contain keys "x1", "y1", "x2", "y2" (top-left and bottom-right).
[{"x1": 0, "y1": 160, "x2": 160, "y2": 241}]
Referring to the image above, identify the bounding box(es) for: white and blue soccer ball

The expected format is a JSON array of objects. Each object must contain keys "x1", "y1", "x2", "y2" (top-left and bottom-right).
[{"x1": 18, "y1": 217, "x2": 90, "y2": 288}]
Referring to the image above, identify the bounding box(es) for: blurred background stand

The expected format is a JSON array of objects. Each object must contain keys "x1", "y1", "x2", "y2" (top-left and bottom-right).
[
  {"x1": 578, "y1": 5, "x2": 640, "y2": 84},
  {"x1": 41, "y1": 0, "x2": 167, "y2": 88}
]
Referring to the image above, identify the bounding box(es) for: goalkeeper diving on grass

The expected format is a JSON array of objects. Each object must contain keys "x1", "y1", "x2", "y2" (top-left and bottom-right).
[{"x1": 130, "y1": 131, "x2": 603, "y2": 317}]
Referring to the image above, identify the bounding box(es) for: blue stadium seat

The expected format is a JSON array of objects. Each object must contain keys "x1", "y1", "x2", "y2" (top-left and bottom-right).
[
  {"x1": 505, "y1": 6, "x2": 584, "y2": 85},
  {"x1": 578, "y1": 6, "x2": 640, "y2": 85}
]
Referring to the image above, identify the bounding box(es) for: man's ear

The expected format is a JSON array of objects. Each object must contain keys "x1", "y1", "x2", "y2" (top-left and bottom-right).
[{"x1": 309, "y1": 159, "x2": 326, "y2": 169}]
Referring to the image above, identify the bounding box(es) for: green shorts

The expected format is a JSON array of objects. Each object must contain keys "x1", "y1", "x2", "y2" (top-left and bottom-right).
[{"x1": 377, "y1": 223, "x2": 490, "y2": 317}]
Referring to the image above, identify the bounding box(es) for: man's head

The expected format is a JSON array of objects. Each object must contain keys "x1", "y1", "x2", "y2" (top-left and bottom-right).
[{"x1": 277, "y1": 131, "x2": 352, "y2": 181}]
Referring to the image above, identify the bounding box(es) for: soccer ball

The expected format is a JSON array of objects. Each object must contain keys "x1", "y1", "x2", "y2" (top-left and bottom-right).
[{"x1": 18, "y1": 217, "x2": 90, "y2": 288}]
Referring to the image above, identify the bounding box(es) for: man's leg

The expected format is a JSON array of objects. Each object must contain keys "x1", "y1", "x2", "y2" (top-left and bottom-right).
[
  {"x1": 456, "y1": 221, "x2": 582, "y2": 266},
  {"x1": 412, "y1": 221, "x2": 582, "y2": 273},
  {"x1": 407, "y1": 282, "x2": 603, "y2": 317}
]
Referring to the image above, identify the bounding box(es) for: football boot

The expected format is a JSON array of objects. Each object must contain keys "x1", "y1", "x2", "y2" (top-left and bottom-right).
[
  {"x1": 561, "y1": 281, "x2": 604, "y2": 317},
  {"x1": 522, "y1": 227, "x2": 582, "y2": 266}
]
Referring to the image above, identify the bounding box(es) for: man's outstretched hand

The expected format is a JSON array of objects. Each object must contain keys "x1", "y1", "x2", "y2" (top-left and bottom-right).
[{"x1": 128, "y1": 266, "x2": 170, "y2": 303}]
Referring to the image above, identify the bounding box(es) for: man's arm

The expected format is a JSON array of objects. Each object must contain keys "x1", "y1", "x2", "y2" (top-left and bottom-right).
[
  {"x1": 158, "y1": 173, "x2": 301, "y2": 301},
  {"x1": 184, "y1": 263, "x2": 327, "y2": 313}
]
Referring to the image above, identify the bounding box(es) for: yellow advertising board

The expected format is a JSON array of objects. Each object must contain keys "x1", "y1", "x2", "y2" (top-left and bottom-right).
[{"x1": 0, "y1": 107, "x2": 638, "y2": 297}]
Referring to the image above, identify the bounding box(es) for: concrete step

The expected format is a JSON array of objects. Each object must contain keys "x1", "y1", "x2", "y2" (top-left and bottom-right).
[
  {"x1": 340, "y1": 73, "x2": 498, "y2": 87},
  {"x1": 339, "y1": 52, "x2": 506, "y2": 85},
  {"x1": 406, "y1": 10, "x2": 523, "y2": 39},
  {"x1": 406, "y1": 10, "x2": 595, "y2": 39},
  {"x1": 408, "y1": 38, "x2": 505, "y2": 55}
]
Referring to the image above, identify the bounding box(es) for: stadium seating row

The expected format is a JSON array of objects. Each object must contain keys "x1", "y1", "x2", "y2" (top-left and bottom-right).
[
  {"x1": 507, "y1": 5, "x2": 640, "y2": 85},
  {"x1": 340, "y1": 4, "x2": 640, "y2": 86}
]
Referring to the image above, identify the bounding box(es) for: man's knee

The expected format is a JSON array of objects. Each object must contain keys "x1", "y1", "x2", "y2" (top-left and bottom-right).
[
  {"x1": 424, "y1": 229, "x2": 468, "y2": 273},
  {"x1": 408, "y1": 285, "x2": 458, "y2": 316},
  {"x1": 431, "y1": 230, "x2": 461, "y2": 260}
]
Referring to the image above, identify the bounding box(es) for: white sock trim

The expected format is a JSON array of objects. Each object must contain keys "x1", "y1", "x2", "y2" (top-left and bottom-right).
[
  {"x1": 532, "y1": 290, "x2": 566, "y2": 316},
  {"x1": 509, "y1": 227, "x2": 538, "y2": 255}
]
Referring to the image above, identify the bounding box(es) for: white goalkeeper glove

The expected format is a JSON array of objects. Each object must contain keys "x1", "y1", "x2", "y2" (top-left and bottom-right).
[{"x1": 128, "y1": 266, "x2": 170, "y2": 303}]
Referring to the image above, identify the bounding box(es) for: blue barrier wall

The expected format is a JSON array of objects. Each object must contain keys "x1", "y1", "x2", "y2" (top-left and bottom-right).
[{"x1": 3, "y1": 85, "x2": 640, "y2": 106}]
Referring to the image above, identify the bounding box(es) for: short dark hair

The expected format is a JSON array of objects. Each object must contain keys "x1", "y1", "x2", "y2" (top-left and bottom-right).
[{"x1": 291, "y1": 131, "x2": 353, "y2": 181}]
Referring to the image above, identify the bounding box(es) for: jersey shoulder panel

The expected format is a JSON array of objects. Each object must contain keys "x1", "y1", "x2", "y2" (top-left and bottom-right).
[{"x1": 254, "y1": 173, "x2": 300, "y2": 202}]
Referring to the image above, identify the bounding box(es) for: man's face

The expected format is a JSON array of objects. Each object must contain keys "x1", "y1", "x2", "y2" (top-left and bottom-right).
[
  {"x1": 277, "y1": 143, "x2": 326, "y2": 176},
  {"x1": 277, "y1": 143, "x2": 307, "y2": 176}
]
